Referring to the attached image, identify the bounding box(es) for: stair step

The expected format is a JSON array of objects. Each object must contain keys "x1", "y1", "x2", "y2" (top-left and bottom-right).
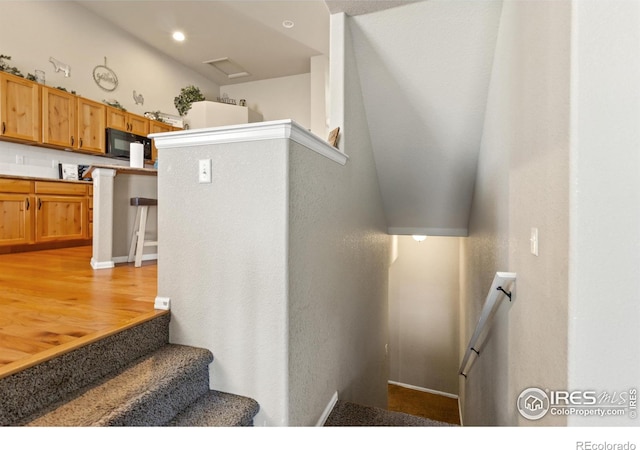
[
  {"x1": 0, "y1": 313, "x2": 170, "y2": 426},
  {"x1": 167, "y1": 390, "x2": 260, "y2": 426},
  {"x1": 24, "y1": 344, "x2": 213, "y2": 426},
  {"x1": 324, "y1": 400, "x2": 458, "y2": 427}
]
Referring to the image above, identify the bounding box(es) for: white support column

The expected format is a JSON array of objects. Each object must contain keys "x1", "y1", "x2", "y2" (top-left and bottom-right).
[{"x1": 90, "y1": 168, "x2": 117, "y2": 269}]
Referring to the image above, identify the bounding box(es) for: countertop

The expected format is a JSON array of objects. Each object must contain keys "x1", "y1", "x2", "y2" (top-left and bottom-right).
[{"x1": 82, "y1": 164, "x2": 157, "y2": 178}]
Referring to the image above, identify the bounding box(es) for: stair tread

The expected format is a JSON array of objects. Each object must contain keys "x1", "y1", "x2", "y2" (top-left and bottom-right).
[
  {"x1": 26, "y1": 344, "x2": 213, "y2": 426},
  {"x1": 168, "y1": 390, "x2": 260, "y2": 427}
]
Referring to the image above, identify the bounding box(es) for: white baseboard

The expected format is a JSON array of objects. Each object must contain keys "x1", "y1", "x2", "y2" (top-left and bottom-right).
[
  {"x1": 388, "y1": 380, "x2": 458, "y2": 399},
  {"x1": 316, "y1": 391, "x2": 338, "y2": 426},
  {"x1": 112, "y1": 253, "x2": 158, "y2": 264},
  {"x1": 90, "y1": 258, "x2": 115, "y2": 270}
]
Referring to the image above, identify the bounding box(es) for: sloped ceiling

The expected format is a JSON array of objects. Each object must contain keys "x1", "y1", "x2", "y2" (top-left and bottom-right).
[{"x1": 347, "y1": 1, "x2": 503, "y2": 236}]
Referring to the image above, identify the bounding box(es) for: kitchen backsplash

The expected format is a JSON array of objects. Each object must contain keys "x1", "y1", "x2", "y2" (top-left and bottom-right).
[{"x1": 0, "y1": 140, "x2": 128, "y2": 180}]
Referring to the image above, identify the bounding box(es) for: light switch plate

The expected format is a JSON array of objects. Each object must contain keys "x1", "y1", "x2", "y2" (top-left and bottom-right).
[
  {"x1": 530, "y1": 227, "x2": 539, "y2": 256},
  {"x1": 198, "y1": 159, "x2": 212, "y2": 183}
]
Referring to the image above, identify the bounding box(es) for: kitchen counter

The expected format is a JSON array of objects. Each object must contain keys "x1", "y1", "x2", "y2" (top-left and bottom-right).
[{"x1": 82, "y1": 164, "x2": 157, "y2": 179}]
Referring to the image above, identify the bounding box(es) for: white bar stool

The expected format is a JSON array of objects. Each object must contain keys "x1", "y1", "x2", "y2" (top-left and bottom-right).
[{"x1": 128, "y1": 197, "x2": 158, "y2": 267}]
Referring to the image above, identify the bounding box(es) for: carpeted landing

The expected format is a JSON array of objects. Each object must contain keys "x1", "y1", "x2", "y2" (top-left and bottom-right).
[{"x1": 324, "y1": 400, "x2": 458, "y2": 427}]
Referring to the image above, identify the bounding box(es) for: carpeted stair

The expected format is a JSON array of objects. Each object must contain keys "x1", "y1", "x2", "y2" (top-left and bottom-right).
[
  {"x1": 0, "y1": 313, "x2": 259, "y2": 427},
  {"x1": 324, "y1": 400, "x2": 458, "y2": 427}
]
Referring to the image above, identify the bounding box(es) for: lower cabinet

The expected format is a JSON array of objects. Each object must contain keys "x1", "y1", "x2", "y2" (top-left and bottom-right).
[
  {"x1": 0, "y1": 179, "x2": 33, "y2": 246},
  {"x1": 0, "y1": 177, "x2": 91, "y2": 251}
]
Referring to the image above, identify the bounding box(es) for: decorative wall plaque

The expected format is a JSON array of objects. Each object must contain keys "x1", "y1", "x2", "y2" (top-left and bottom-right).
[{"x1": 93, "y1": 57, "x2": 118, "y2": 92}]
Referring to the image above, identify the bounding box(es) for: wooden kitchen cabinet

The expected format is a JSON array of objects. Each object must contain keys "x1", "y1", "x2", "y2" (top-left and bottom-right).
[
  {"x1": 106, "y1": 106, "x2": 149, "y2": 136},
  {"x1": 41, "y1": 86, "x2": 76, "y2": 148},
  {"x1": 34, "y1": 181, "x2": 88, "y2": 243},
  {"x1": 0, "y1": 72, "x2": 40, "y2": 143},
  {"x1": 149, "y1": 120, "x2": 173, "y2": 162},
  {"x1": 0, "y1": 179, "x2": 33, "y2": 246},
  {"x1": 42, "y1": 88, "x2": 106, "y2": 155},
  {"x1": 77, "y1": 97, "x2": 106, "y2": 154}
]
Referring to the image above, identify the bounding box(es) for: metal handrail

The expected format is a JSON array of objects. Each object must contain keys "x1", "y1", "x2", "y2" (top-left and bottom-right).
[{"x1": 459, "y1": 271, "x2": 516, "y2": 378}]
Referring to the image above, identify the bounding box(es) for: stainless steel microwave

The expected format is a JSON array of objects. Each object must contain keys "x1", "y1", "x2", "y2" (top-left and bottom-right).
[{"x1": 106, "y1": 128, "x2": 152, "y2": 161}]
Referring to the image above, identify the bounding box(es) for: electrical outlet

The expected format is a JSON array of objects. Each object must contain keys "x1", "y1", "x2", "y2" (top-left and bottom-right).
[
  {"x1": 16, "y1": 155, "x2": 24, "y2": 165},
  {"x1": 198, "y1": 159, "x2": 212, "y2": 183}
]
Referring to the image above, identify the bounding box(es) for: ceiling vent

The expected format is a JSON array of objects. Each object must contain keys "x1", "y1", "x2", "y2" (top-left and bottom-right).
[{"x1": 203, "y1": 57, "x2": 250, "y2": 79}]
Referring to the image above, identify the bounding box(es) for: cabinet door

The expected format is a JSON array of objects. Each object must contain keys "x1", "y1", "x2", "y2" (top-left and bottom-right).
[
  {"x1": 0, "y1": 193, "x2": 33, "y2": 246},
  {"x1": 106, "y1": 106, "x2": 128, "y2": 132},
  {"x1": 0, "y1": 72, "x2": 40, "y2": 142},
  {"x1": 128, "y1": 114, "x2": 149, "y2": 136},
  {"x1": 42, "y1": 87, "x2": 76, "y2": 148},
  {"x1": 149, "y1": 120, "x2": 173, "y2": 162},
  {"x1": 77, "y1": 98, "x2": 106, "y2": 154},
  {"x1": 35, "y1": 195, "x2": 87, "y2": 242}
]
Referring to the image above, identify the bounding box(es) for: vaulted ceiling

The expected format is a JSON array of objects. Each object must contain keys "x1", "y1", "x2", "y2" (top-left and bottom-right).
[{"x1": 77, "y1": 0, "x2": 503, "y2": 236}]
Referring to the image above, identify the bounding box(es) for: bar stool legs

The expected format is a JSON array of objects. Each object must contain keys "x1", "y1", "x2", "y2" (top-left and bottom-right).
[{"x1": 128, "y1": 197, "x2": 158, "y2": 267}]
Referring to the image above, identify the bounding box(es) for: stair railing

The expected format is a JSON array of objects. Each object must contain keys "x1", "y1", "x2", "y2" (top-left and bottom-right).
[{"x1": 459, "y1": 271, "x2": 517, "y2": 378}]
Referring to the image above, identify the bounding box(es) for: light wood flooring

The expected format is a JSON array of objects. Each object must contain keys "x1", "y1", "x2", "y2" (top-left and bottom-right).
[
  {"x1": 0, "y1": 246, "x2": 163, "y2": 379},
  {"x1": 388, "y1": 383, "x2": 461, "y2": 425}
]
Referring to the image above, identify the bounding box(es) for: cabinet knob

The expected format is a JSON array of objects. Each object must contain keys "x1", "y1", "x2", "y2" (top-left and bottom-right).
[
  {"x1": 80, "y1": 138, "x2": 83, "y2": 147},
  {"x1": 71, "y1": 136, "x2": 75, "y2": 146},
  {"x1": 1, "y1": 122, "x2": 5, "y2": 134},
  {"x1": 38, "y1": 199, "x2": 42, "y2": 210},
  {"x1": 26, "y1": 198, "x2": 30, "y2": 210}
]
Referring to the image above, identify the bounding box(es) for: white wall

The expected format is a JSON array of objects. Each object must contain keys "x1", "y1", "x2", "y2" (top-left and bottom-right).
[
  {"x1": 389, "y1": 236, "x2": 460, "y2": 396},
  {"x1": 461, "y1": 0, "x2": 571, "y2": 426},
  {"x1": 158, "y1": 137, "x2": 290, "y2": 426},
  {"x1": 222, "y1": 74, "x2": 311, "y2": 131},
  {"x1": 568, "y1": 0, "x2": 640, "y2": 426},
  {"x1": 0, "y1": 1, "x2": 219, "y2": 178}
]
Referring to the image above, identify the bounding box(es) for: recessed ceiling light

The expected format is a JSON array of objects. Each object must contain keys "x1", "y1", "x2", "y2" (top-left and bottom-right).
[
  {"x1": 282, "y1": 20, "x2": 294, "y2": 29},
  {"x1": 172, "y1": 31, "x2": 185, "y2": 42}
]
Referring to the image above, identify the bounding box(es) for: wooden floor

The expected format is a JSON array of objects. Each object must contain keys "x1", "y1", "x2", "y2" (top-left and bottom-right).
[
  {"x1": 388, "y1": 383, "x2": 461, "y2": 425},
  {"x1": 0, "y1": 246, "x2": 164, "y2": 379}
]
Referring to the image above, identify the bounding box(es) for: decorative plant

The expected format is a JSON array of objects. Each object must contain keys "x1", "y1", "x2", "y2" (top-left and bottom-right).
[
  {"x1": 174, "y1": 85, "x2": 204, "y2": 116},
  {"x1": 0, "y1": 54, "x2": 23, "y2": 77},
  {"x1": 103, "y1": 99, "x2": 126, "y2": 111}
]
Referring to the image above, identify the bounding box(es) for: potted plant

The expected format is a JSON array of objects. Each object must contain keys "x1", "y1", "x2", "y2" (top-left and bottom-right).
[{"x1": 174, "y1": 85, "x2": 205, "y2": 116}]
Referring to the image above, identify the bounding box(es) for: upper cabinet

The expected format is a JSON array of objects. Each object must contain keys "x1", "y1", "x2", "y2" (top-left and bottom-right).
[
  {"x1": 106, "y1": 106, "x2": 149, "y2": 136},
  {"x1": 77, "y1": 97, "x2": 106, "y2": 154},
  {"x1": 0, "y1": 75, "x2": 180, "y2": 160},
  {"x1": 41, "y1": 86, "x2": 76, "y2": 148},
  {"x1": 0, "y1": 72, "x2": 40, "y2": 143},
  {"x1": 41, "y1": 88, "x2": 106, "y2": 155},
  {"x1": 149, "y1": 120, "x2": 173, "y2": 162}
]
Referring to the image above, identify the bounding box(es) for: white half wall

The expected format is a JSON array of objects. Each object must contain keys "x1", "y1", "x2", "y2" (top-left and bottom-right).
[{"x1": 155, "y1": 117, "x2": 389, "y2": 426}]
